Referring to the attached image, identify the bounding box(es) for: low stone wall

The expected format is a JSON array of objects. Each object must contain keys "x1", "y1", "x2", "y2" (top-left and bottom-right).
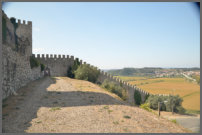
[{"x1": 95, "y1": 70, "x2": 149, "y2": 104}]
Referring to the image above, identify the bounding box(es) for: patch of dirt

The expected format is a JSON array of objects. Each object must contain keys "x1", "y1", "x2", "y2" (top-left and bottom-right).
[{"x1": 2, "y1": 77, "x2": 190, "y2": 133}]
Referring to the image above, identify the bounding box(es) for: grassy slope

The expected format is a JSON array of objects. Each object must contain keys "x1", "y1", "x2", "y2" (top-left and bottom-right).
[{"x1": 116, "y1": 76, "x2": 200, "y2": 111}]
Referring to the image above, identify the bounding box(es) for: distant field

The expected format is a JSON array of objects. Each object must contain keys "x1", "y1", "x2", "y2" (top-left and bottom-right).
[{"x1": 116, "y1": 76, "x2": 200, "y2": 111}]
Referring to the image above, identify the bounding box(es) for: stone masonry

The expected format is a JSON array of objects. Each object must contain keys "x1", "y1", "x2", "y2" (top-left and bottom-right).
[{"x1": 2, "y1": 11, "x2": 43, "y2": 99}]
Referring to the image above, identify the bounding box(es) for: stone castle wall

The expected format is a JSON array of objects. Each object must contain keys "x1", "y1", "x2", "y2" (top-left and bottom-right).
[
  {"x1": 2, "y1": 11, "x2": 43, "y2": 100},
  {"x1": 96, "y1": 69, "x2": 150, "y2": 104},
  {"x1": 32, "y1": 53, "x2": 151, "y2": 104},
  {"x1": 2, "y1": 11, "x2": 167, "y2": 104},
  {"x1": 33, "y1": 54, "x2": 75, "y2": 77},
  {"x1": 96, "y1": 69, "x2": 168, "y2": 104}
]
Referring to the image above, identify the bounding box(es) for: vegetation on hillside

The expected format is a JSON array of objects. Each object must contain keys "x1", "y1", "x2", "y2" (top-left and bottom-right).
[
  {"x1": 74, "y1": 64, "x2": 100, "y2": 83},
  {"x1": 68, "y1": 62, "x2": 129, "y2": 101},
  {"x1": 134, "y1": 90, "x2": 142, "y2": 105},
  {"x1": 107, "y1": 67, "x2": 200, "y2": 77},
  {"x1": 68, "y1": 61, "x2": 129, "y2": 101},
  {"x1": 68, "y1": 64, "x2": 199, "y2": 112},
  {"x1": 68, "y1": 62, "x2": 128, "y2": 101},
  {"x1": 146, "y1": 95, "x2": 185, "y2": 114},
  {"x1": 101, "y1": 79, "x2": 127, "y2": 101},
  {"x1": 191, "y1": 75, "x2": 200, "y2": 85},
  {"x1": 107, "y1": 68, "x2": 160, "y2": 77},
  {"x1": 67, "y1": 59, "x2": 100, "y2": 83},
  {"x1": 67, "y1": 58, "x2": 81, "y2": 78},
  {"x1": 140, "y1": 103, "x2": 152, "y2": 112},
  {"x1": 118, "y1": 76, "x2": 200, "y2": 111}
]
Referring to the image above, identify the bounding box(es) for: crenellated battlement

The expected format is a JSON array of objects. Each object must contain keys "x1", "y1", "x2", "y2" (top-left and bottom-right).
[
  {"x1": 2, "y1": 11, "x2": 32, "y2": 57},
  {"x1": 9, "y1": 17, "x2": 32, "y2": 26},
  {"x1": 33, "y1": 54, "x2": 76, "y2": 60}
]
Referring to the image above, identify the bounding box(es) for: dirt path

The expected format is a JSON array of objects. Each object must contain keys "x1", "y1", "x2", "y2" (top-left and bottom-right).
[
  {"x1": 158, "y1": 111, "x2": 200, "y2": 133},
  {"x1": 176, "y1": 117, "x2": 200, "y2": 133},
  {"x1": 2, "y1": 77, "x2": 190, "y2": 133}
]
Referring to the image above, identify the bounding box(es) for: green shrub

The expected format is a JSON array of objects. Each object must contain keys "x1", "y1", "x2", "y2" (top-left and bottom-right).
[
  {"x1": 120, "y1": 82, "x2": 123, "y2": 87},
  {"x1": 164, "y1": 95, "x2": 183, "y2": 112},
  {"x1": 49, "y1": 107, "x2": 61, "y2": 112},
  {"x1": 40, "y1": 64, "x2": 45, "y2": 71},
  {"x1": 146, "y1": 95, "x2": 158, "y2": 110},
  {"x1": 170, "y1": 119, "x2": 177, "y2": 123},
  {"x1": 134, "y1": 90, "x2": 142, "y2": 105},
  {"x1": 74, "y1": 64, "x2": 100, "y2": 83},
  {"x1": 30, "y1": 56, "x2": 40, "y2": 69},
  {"x1": 111, "y1": 85, "x2": 123, "y2": 98},
  {"x1": 140, "y1": 103, "x2": 152, "y2": 112},
  {"x1": 121, "y1": 88, "x2": 127, "y2": 101},
  {"x1": 101, "y1": 79, "x2": 111, "y2": 90},
  {"x1": 67, "y1": 66, "x2": 74, "y2": 78},
  {"x1": 146, "y1": 95, "x2": 167, "y2": 110},
  {"x1": 72, "y1": 58, "x2": 80, "y2": 72},
  {"x1": 185, "y1": 109, "x2": 200, "y2": 115},
  {"x1": 67, "y1": 58, "x2": 80, "y2": 78},
  {"x1": 176, "y1": 106, "x2": 185, "y2": 114},
  {"x1": 146, "y1": 94, "x2": 185, "y2": 113},
  {"x1": 191, "y1": 75, "x2": 200, "y2": 85},
  {"x1": 123, "y1": 115, "x2": 131, "y2": 119},
  {"x1": 144, "y1": 94, "x2": 150, "y2": 102},
  {"x1": 101, "y1": 79, "x2": 127, "y2": 101}
]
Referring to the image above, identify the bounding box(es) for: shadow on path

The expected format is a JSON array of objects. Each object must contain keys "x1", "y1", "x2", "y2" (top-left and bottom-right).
[{"x1": 2, "y1": 76, "x2": 128, "y2": 133}]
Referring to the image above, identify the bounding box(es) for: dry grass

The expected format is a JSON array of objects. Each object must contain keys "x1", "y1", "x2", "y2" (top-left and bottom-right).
[
  {"x1": 61, "y1": 77, "x2": 124, "y2": 102},
  {"x1": 182, "y1": 92, "x2": 200, "y2": 111},
  {"x1": 118, "y1": 76, "x2": 200, "y2": 111},
  {"x1": 115, "y1": 76, "x2": 146, "y2": 81}
]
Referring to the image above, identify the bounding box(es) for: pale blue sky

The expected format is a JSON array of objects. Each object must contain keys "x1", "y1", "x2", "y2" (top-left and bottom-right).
[{"x1": 2, "y1": 2, "x2": 200, "y2": 69}]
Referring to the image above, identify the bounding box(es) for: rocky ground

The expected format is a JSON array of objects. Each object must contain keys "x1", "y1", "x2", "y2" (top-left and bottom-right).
[{"x1": 2, "y1": 77, "x2": 190, "y2": 133}]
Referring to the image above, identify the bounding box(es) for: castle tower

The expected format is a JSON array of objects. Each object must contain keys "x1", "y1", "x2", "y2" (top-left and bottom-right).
[{"x1": 2, "y1": 10, "x2": 32, "y2": 57}]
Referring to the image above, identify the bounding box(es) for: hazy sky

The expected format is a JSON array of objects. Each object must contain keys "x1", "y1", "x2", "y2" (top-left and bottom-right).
[{"x1": 3, "y1": 2, "x2": 200, "y2": 69}]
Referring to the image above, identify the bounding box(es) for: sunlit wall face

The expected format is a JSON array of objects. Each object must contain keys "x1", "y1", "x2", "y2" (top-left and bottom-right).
[{"x1": 2, "y1": 2, "x2": 200, "y2": 69}]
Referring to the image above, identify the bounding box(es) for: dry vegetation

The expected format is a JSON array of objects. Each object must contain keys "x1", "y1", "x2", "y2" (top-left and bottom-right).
[{"x1": 116, "y1": 76, "x2": 200, "y2": 111}]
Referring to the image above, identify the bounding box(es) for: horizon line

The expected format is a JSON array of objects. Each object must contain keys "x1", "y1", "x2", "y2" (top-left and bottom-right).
[{"x1": 101, "y1": 67, "x2": 200, "y2": 70}]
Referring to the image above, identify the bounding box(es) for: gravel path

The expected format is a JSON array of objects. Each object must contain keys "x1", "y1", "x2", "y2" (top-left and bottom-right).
[
  {"x1": 176, "y1": 117, "x2": 200, "y2": 133},
  {"x1": 158, "y1": 111, "x2": 200, "y2": 133},
  {"x1": 2, "y1": 77, "x2": 190, "y2": 133}
]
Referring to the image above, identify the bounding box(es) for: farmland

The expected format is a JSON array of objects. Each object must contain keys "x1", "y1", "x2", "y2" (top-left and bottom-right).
[{"x1": 116, "y1": 76, "x2": 200, "y2": 112}]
